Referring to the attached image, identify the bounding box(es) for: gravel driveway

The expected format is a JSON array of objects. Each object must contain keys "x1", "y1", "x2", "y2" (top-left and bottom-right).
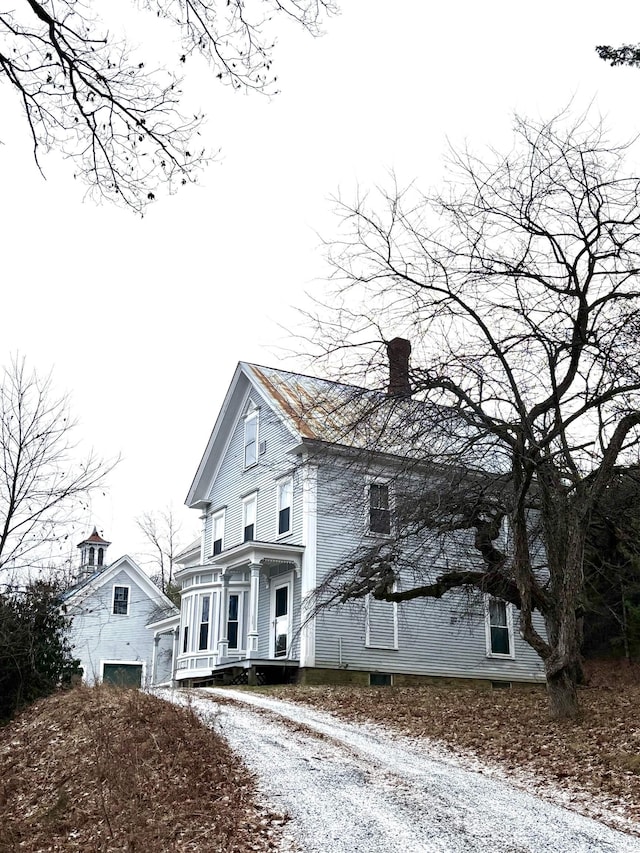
[{"x1": 159, "y1": 688, "x2": 640, "y2": 853}]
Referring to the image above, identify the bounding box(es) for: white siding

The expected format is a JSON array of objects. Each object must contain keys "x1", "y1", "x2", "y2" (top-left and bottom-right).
[
  {"x1": 313, "y1": 458, "x2": 546, "y2": 681},
  {"x1": 202, "y1": 392, "x2": 304, "y2": 556},
  {"x1": 67, "y1": 567, "x2": 159, "y2": 685},
  {"x1": 184, "y1": 372, "x2": 545, "y2": 683}
]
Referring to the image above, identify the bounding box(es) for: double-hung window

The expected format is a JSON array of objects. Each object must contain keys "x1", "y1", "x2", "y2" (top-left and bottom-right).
[
  {"x1": 277, "y1": 477, "x2": 293, "y2": 536},
  {"x1": 368, "y1": 483, "x2": 391, "y2": 535},
  {"x1": 112, "y1": 585, "x2": 129, "y2": 615},
  {"x1": 211, "y1": 509, "x2": 225, "y2": 556},
  {"x1": 228, "y1": 594, "x2": 240, "y2": 649},
  {"x1": 243, "y1": 493, "x2": 257, "y2": 542},
  {"x1": 244, "y1": 409, "x2": 259, "y2": 468},
  {"x1": 199, "y1": 595, "x2": 211, "y2": 650},
  {"x1": 486, "y1": 597, "x2": 514, "y2": 657}
]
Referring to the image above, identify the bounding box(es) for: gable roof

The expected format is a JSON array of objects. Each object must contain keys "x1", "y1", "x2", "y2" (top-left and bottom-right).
[
  {"x1": 62, "y1": 554, "x2": 179, "y2": 622},
  {"x1": 186, "y1": 361, "x2": 506, "y2": 509},
  {"x1": 185, "y1": 361, "x2": 373, "y2": 508}
]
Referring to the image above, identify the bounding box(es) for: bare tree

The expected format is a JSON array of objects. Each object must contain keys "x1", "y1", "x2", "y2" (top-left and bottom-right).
[
  {"x1": 309, "y1": 112, "x2": 640, "y2": 719},
  {"x1": 0, "y1": 357, "x2": 109, "y2": 578},
  {"x1": 0, "y1": 1, "x2": 336, "y2": 212},
  {"x1": 136, "y1": 507, "x2": 182, "y2": 598}
]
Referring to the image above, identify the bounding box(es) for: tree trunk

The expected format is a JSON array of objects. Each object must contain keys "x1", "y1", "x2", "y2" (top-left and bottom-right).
[{"x1": 545, "y1": 663, "x2": 579, "y2": 719}]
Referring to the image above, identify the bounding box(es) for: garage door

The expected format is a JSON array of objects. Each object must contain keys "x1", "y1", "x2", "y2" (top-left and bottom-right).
[{"x1": 102, "y1": 663, "x2": 143, "y2": 688}]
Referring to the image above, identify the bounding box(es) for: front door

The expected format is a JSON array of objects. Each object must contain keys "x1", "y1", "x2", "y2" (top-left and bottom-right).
[{"x1": 273, "y1": 583, "x2": 289, "y2": 657}]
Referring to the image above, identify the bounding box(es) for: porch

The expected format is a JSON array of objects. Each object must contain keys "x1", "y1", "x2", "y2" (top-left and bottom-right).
[{"x1": 174, "y1": 540, "x2": 305, "y2": 683}]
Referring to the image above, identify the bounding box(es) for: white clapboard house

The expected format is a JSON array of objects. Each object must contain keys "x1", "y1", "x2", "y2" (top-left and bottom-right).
[
  {"x1": 63, "y1": 529, "x2": 179, "y2": 687},
  {"x1": 174, "y1": 343, "x2": 546, "y2": 688}
]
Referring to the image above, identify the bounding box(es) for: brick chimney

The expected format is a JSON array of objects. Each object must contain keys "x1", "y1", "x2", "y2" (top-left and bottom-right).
[{"x1": 386, "y1": 337, "x2": 412, "y2": 396}]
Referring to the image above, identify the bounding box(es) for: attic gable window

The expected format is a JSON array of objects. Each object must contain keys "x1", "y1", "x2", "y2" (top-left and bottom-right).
[
  {"x1": 113, "y1": 585, "x2": 130, "y2": 616},
  {"x1": 244, "y1": 408, "x2": 259, "y2": 468},
  {"x1": 369, "y1": 483, "x2": 391, "y2": 535}
]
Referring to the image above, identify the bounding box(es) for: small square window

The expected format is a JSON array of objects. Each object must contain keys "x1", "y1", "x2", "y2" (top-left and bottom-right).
[{"x1": 370, "y1": 672, "x2": 392, "y2": 686}]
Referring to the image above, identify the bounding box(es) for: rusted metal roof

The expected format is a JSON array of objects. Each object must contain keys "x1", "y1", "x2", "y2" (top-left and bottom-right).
[
  {"x1": 248, "y1": 364, "x2": 385, "y2": 446},
  {"x1": 246, "y1": 363, "x2": 503, "y2": 470},
  {"x1": 77, "y1": 527, "x2": 111, "y2": 547}
]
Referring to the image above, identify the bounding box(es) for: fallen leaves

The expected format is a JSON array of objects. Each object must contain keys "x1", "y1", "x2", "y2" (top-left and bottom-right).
[
  {"x1": 268, "y1": 660, "x2": 640, "y2": 834},
  {"x1": 0, "y1": 685, "x2": 286, "y2": 853}
]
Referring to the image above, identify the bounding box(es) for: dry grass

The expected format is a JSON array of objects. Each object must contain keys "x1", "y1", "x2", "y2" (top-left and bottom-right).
[
  {"x1": 3, "y1": 664, "x2": 639, "y2": 850},
  {"x1": 0, "y1": 685, "x2": 285, "y2": 853},
  {"x1": 266, "y1": 661, "x2": 640, "y2": 831}
]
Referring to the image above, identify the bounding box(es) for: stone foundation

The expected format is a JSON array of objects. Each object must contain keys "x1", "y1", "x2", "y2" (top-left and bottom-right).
[{"x1": 297, "y1": 667, "x2": 544, "y2": 690}]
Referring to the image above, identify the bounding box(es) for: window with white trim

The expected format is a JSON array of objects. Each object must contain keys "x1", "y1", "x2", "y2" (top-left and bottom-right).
[
  {"x1": 486, "y1": 597, "x2": 514, "y2": 657},
  {"x1": 211, "y1": 509, "x2": 225, "y2": 556},
  {"x1": 365, "y1": 594, "x2": 398, "y2": 649},
  {"x1": 368, "y1": 483, "x2": 391, "y2": 535},
  {"x1": 243, "y1": 493, "x2": 257, "y2": 542},
  {"x1": 199, "y1": 595, "x2": 211, "y2": 650},
  {"x1": 112, "y1": 585, "x2": 129, "y2": 615},
  {"x1": 228, "y1": 594, "x2": 240, "y2": 650},
  {"x1": 277, "y1": 477, "x2": 293, "y2": 536},
  {"x1": 244, "y1": 408, "x2": 259, "y2": 468}
]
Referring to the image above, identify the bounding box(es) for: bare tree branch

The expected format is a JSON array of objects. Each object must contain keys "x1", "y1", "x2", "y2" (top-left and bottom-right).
[
  {"x1": 307, "y1": 111, "x2": 640, "y2": 718},
  {"x1": 0, "y1": 356, "x2": 113, "y2": 577},
  {"x1": 0, "y1": 0, "x2": 337, "y2": 211}
]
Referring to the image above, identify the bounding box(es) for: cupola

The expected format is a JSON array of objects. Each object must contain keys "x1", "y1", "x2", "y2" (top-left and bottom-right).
[{"x1": 77, "y1": 527, "x2": 111, "y2": 570}]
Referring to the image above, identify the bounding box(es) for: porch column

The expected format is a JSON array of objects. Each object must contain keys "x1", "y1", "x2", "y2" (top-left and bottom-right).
[
  {"x1": 247, "y1": 563, "x2": 261, "y2": 658},
  {"x1": 217, "y1": 573, "x2": 229, "y2": 661}
]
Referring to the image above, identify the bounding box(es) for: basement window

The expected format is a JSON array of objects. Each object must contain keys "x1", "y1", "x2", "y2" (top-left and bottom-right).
[{"x1": 369, "y1": 672, "x2": 392, "y2": 686}]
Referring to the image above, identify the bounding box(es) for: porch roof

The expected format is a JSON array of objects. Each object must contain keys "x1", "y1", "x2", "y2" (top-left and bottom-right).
[{"x1": 175, "y1": 540, "x2": 305, "y2": 579}]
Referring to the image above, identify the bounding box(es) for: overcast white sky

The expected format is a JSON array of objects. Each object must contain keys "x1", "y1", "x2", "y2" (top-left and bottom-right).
[{"x1": 3, "y1": 0, "x2": 640, "y2": 568}]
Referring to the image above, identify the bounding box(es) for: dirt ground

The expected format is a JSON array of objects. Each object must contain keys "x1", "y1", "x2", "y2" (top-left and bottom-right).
[
  {"x1": 0, "y1": 686, "x2": 285, "y2": 853},
  {"x1": 268, "y1": 661, "x2": 640, "y2": 829}
]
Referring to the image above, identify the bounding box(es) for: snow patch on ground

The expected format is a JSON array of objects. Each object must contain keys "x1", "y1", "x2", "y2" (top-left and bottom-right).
[{"x1": 157, "y1": 688, "x2": 640, "y2": 853}]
